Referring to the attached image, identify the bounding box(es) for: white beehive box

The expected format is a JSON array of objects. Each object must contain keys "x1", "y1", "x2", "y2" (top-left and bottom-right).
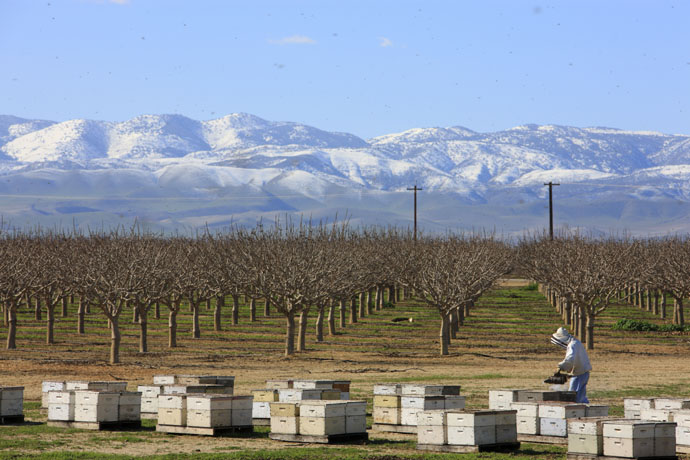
[
  {"x1": 158, "y1": 394, "x2": 186, "y2": 410},
  {"x1": 49, "y1": 403, "x2": 74, "y2": 421},
  {"x1": 49, "y1": 391, "x2": 76, "y2": 406},
  {"x1": 292, "y1": 380, "x2": 334, "y2": 390},
  {"x1": 447, "y1": 425, "x2": 495, "y2": 446},
  {"x1": 673, "y1": 410, "x2": 690, "y2": 426},
  {"x1": 75, "y1": 391, "x2": 118, "y2": 407},
  {"x1": 299, "y1": 401, "x2": 346, "y2": 418},
  {"x1": 624, "y1": 398, "x2": 654, "y2": 412},
  {"x1": 516, "y1": 416, "x2": 539, "y2": 435},
  {"x1": 401, "y1": 408, "x2": 423, "y2": 426},
  {"x1": 418, "y1": 425, "x2": 447, "y2": 445},
  {"x1": 540, "y1": 417, "x2": 567, "y2": 437},
  {"x1": 417, "y1": 410, "x2": 446, "y2": 427},
  {"x1": 278, "y1": 389, "x2": 321, "y2": 402},
  {"x1": 400, "y1": 384, "x2": 443, "y2": 396},
  {"x1": 0, "y1": 387, "x2": 24, "y2": 417},
  {"x1": 252, "y1": 389, "x2": 279, "y2": 402},
  {"x1": 512, "y1": 402, "x2": 539, "y2": 417},
  {"x1": 153, "y1": 375, "x2": 176, "y2": 385},
  {"x1": 269, "y1": 402, "x2": 299, "y2": 418},
  {"x1": 141, "y1": 397, "x2": 158, "y2": 414},
  {"x1": 252, "y1": 401, "x2": 271, "y2": 419},
  {"x1": 568, "y1": 433, "x2": 602, "y2": 455},
  {"x1": 447, "y1": 411, "x2": 496, "y2": 427},
  {"x1": 265, "y1": 379, "x2": 293, "y2": 389},
  {"x1": 538, "y1": 403, "x2": 586, "y2": 419},
  {"x1": 271, "y1": 416, "x2": 299, "y2": 434},
  {"x1": 603, "y1": 420, "x2": 655, "y2": 439},
  {"x1": 624, "y1": 409, "x2": 641, "y2": 420},
  {"x1": 300, "y1": 416, "x2": 346, "y2": 435},
  {"x1": 187, "y1": 394, "x2": 233, "y2": 411},
  {"x1": 137, "y1": 385, "x2": 164, "y2": 398},
  {"x1": 603, "y1": 437, "x2": 654, "y2": 458},
  {"x1": 585, "y1": 405, "x2": 609, "y2": 417},
  {"x1": 373, "y1": 407, "x2": 400, "y2": 425},
  {"x1": 488, "y1": 389, "x2": 523, "y2": 410},
  {"x1": 677, "y1": 425, "x2": 690, "y2": 446},
  {"x1": 655, "y1": 398, "x2": 690, "y2": 411},
  {"x1": 176, "y1": 375, "x2": 217, "y2": 385},
  {"x1": 158, "y1": 408, "x2": 186, "y2": 426},
  {"x1": 640, "y1": 408, "x2": 673, "y2": 422},
  {"x1": 373, "y1": 384, "x2": 400, "y2": 395},
  {"x1": 401, "y1": 396, "x2": 444, "y2": 410},
  {"x1": 373, "y1": 395, "x2": 400, "y2": 408},
  {"x1": 187, "y1": 409, "x2": 231, "y2": 428},
  {"x1": 42, "y1": 381, "x2": 65, "y2": 408},
  {"x1": 74, "y1": 403, "x2": 118, "y2": 422},
  {"x1": 345, "y1": 414, "x2": 366, "y2": 433}
]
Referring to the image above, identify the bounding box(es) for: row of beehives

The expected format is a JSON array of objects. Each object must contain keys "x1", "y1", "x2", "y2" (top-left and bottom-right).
[
  {"x1": 489, "y1": 389, "x2": 608, "y2": 436},
  {"x1": 157, "y1": 393, "x2": 252, "y2": 428},
  {"x1": 568, "y1": 418, "x2": 677, "y2": 458},
  {"x1": 47, "y1": 390, "x2": 141, "y2": 423},
  {"x1": 417, "y1": 409, "x2": 518, "y2": 446},
  {"x1": 252, "y1": 379, "x2": 351, "y2": 420},
  {"x1": 625, "y1": 397, "x2": 690, "y2": 449},
  {"x1": 270, "y1": 400, "x2": 366, "y2": 436},
  {"x1": 136, "y1": 374, "x2": 235, "y2": 417},
  {"x1": 42, "y1": 381, "x2": 128, "y2": 408},
  {"x1": 372, "y1": 383, "x2": 465, "y2": 426},
  {"x1": 0, "y1": 387, "x2": 23, "y2": 418}
]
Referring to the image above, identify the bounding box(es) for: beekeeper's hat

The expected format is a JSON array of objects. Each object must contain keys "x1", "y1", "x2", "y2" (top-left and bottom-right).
[{"x1": 550, "y1": 327, "x2": 572, "y2": 349}]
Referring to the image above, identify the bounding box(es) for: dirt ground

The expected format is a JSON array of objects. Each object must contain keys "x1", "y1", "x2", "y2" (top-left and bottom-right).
[{"x1": 1, "y1": 280, "x2": 690, "y2": 457}]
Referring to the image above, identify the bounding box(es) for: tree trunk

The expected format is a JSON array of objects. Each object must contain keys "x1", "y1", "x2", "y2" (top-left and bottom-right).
[
  {"x1": 585, "y1": 313, "x2": 595, "y2": 350},
  {"x1": 564, "y1": 299, "x2": 572, "y2": 327},
  {"x1": 457, "y1": 304, "x2": 465, "y2": 326},
  {"x1": 232, "y1": 294, "x2": 239, "y2": 325},
  {"x1": 646, "y1": 290, "x2": 652, "y2": 312},
  {"x1": 449, "y1": 308, "x2": 458, "y2": 339},
  {"x1": 168, "y1": 310, "x2": 178, "y2": 348},
  {"x1": 6, "y1": 306, "x2": 17, "y2": 349},
  {"x1": 214, "y1": 295, "x2": 223, "y2": 331},
  {"x1": 572, "y1": 304, "x2": 579, "y2": 338},
  {"x1": 400, "y1": 287, "x2": 406, "y2": 301},
  {"x1": 85, "y1": 301, "x2": 90, "y2": 314},
  {"x1": 133, "y1": 305, "x2": 139, "y2": 323},
  {"x1": 661, "y1": 292, "x2": 667, "y2": 319},
  {"x1": 206, "y1": 298, "x2": 212, "y2": 310},
  {"x1": 264, "y1": 298, "x2": 270, "y2": 316},
  {"x1": 653, "y1": 291, "x2": 659, "y2": 316},
  {"x1": 77, "y1": 298, "x2": 85, "y2": 334},
  {"x1": 297, "y1": 309, "x2": 308, "y2": 352},
  {"x1": 349, "y1": 297, "x2": 357, "y2": 324},
  {"x1": 154, "y1": 302, "x2": 160, "y2": 320},
  {"x1": 139, "y1": 310, "x2": 148, "y2": 353},
  {"x1": 315, "y1": 304, "x2": 324, "y2": 342},
  {"x1": 339, "y1": 299, "x2": 346, "y2": 328},
  {"x1": 327, "y1": 300, "x2": 336, "y2": 335},
  {"x1": 110, "y1": 316, "x2": 121, "y2": 364},
  {"x1": 358, "y1": 292, "x2": 366, "y2": 318},
  {"x1": 366, "y1": 289, "x2": 373, "y2": 315},
  {"x1": 464, "y1": 300, "x2": 471, "y2": 318},
  {"x1": 249, "y1": 298, "x2": 256, "y2": 322},
  {"x1": 46, "y1": 304, "x2": 55, "y2": 345},
  {"x1": 375, "y1": 286, "x2": 382, "y2": 311},
  {"x1": 579, "y1": 308, "x2": 587, "y2": 345},
  {"x1": 388, "y1": 285, "x2": 395, "y2": 305},
  {"x1": 191, "y1": 301, "x2": 201, "y2": 338},
  {"x1": 61, "y1": 296, "x2": 68, "y2": 317},
  {"x1": 439, "y1": 314, "x2": 449, "y2": 356},
  {"x1": 35, "y1": 296, "x2": 42, "y2": 321},
  {"x1": 674, "y1": 297, "x2": 685, "y2": 326},
  {"x1": 3, "y1": 300, "x2": 8, "y2": 327},
  {"x1": 285, "y1": 311, "x2": 296, "y2": 356}
]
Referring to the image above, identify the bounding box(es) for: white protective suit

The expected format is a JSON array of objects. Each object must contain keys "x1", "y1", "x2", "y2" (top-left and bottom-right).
[{"x1": 557, "y1": 336, "x2": 592, "y2": 376}]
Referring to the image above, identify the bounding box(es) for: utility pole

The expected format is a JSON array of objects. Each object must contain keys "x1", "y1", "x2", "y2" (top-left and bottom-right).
[
  {"x1": 406, "y1": 184, "x2": 423, "y2": 241},
  {"x1": 544, "y1": 181, "x2": 560, "y2": 240}
]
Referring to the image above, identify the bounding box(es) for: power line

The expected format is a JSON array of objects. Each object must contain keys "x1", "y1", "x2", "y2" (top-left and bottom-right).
[{"x1": 406, "y1": 184, "x2": 423, "y2": 240}]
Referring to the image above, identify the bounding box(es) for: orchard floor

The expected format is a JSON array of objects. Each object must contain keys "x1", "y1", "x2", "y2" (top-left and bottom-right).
[{"x1": 1, "y1": 281, "x2": 690, "y2": 459}]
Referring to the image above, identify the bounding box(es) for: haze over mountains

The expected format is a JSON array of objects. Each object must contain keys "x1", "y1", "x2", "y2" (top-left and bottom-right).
[{"x1": 1, "y1": 113, "x2": 690, "y2": 235}]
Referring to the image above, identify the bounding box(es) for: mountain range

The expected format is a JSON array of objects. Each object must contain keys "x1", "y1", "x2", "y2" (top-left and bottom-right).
[{"x1": 1, "y1": 113, "x2": 690, "y2": 235}]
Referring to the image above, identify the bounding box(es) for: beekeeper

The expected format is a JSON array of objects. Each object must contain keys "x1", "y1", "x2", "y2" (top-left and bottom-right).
[{"x1": 550, "y1": 327, "x2": 592, "y2": 403}]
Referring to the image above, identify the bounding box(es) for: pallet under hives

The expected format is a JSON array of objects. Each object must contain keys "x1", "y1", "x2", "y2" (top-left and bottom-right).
[
  {"x1": 47, "y1": 420, "x2": 142, "y2": 431},
  {"x1": 565, "y1": 454, "x2": 678, "y2": 460},
  {"x1": 416, "y1": 441, "x2": 521, "y2": 453},
  {"x1": 156, "y1": 424, "x2": 253, "y2": 436},
  {"x1": 518, "y1": 433, "x2": 569, "y2": 445},
  {"x1": 268, "y1": 432, "x2": 369, "y2": 444},
  {"x1": 370, "y1": 423, "x2": 417, "y2": 434},
  {"x1": 0, "y1": 415, "x2": 24, "y2": 425}
]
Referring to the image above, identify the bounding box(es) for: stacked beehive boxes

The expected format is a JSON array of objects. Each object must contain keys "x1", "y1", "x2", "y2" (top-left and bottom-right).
[
  {"x1": 269, "y1": 400, "x2": 367, "y2": 440},
  {"x1": 674, "y1": 411, "x2": 690, "y2": 453},
  {"x1": 42, "y1": 381, "x2": 127, "y2": 409},
  {"x1": 255, "y1": 379, "x2": 349, "y2": 424},
  {"x1": 157, "y1": 393, "x2": 253, "y2": 432},
  {"x1": 538, "y1": 402, "x2": 586, "y2": 437},
  {"x1": 74, "y1": 391, "x2": 119, "y2": 423},
  {"x1": 602, "y1": 420, "x2": 676, "y2": 458},
  {"x1": 137, "y1": 384, "x2": 164, "y2": 418},
  {"x1": 252, "y1": 389, "x2": 279, "y2": 421},
  {"x1": 47, "y1": 390, "x2": 75, "y2": 422},
  {"x1": 0, "y1": 387, "x2": 24, "y2": 421},
  {"x1": 373, "y1": 383, "x2": 465, "y2": 429},
  {"x1": 624, "y1": 397, "x2": 655, "y2": 419},
  {"x1": 142, "y1": 375, "x2": 234, "y2": 418},
  {"x1": 41, "y1": 381, "x2": 65, "y2": 408},
  {"x1": 118, "y1": 391, "x2": 142, "y2": 422},
  {"x1": 417, "y1": 409, "x2": 518, "y2": 448}
]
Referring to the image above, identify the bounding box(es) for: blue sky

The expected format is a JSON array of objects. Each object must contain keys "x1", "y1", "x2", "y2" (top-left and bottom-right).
[{"x1": 1, "y1": 0, "x2": 688, "y2": 138}]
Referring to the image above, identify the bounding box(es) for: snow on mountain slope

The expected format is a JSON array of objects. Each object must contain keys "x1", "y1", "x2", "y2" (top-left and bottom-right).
[{"x1": 0, "y1": 115, "x2": 56, "y2": 149}]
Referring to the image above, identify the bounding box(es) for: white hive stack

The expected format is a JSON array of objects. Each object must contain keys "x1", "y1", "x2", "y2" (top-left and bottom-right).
[
  {"x1": 118, "y1": 392, "x2": 141, "y2": 422},
  {"x1": 489, "y1": 390, "x2": 524, "y2": 410},
  {"x1": 157, "y1": 394, "x2": 187, "y2": 427},
  {"x1": 299, "y1": 401, "x2": 346, "y2": 436},
  {"x1": 417, "y1": 410, "x2": 447, "y2": 445},
  {"x1": 186, "y1": 394, "x2": 232, "y2": 428},
  {"x1": 74, "y1": 391, "x2": 119, "y2": 423},
  {"x1": 538, "y1": 402, "x2": 586, "y2": 437},
  {"x1": 42, "y1": 381, "x2": 65, "y2": 408},
  {"x1": 447, "y1": 410, "x2": 497, "y2": 446},
  {"x1": 293, "y1": 380, "x2": 334, "y2": 390},
  {"x1": 674, "y1": 410, "x2": 690, "y2": 454},
  {"x1": 513, "y1": 402, "x2": 540, "y2": 435},
  {"x1": 270, "y1": 402, "x2": 300, "y2": 434},
  {"x1": 252, "y1": 389, "x2": 279, "y2": 422},
  {"x1": 0, "y1": 387, "x2": 24, "y2": 421},
  {"x1": 602, "y1": 420, "x2": 658, "y2": 458},
  {"x1": 278, "y1": 389, "x2": 324, "y2": 403},
  {"x1": 137, "y1": 385, "x2": 164, "y2": 418},
  {"x1": 66, "y1": 381, "x2": 127, "y2": 392},
  {"x1": 153, "y1": 375, "x2": 235, "y2": 395},
  {"x1": 568, "y1": 417, "x2": 615, "y2": 456},
  {"x1": 401, "y1": 395, "x2": 445, "y2": 426},
  {"x1": 47, "y1": 390, "x2": 75, "y2": 422},
  {"x1": 372, "y1": 385, "x2": 401, "y2": 426},
  {"x1": 624, "y1": 397, "x2": 654, "y2": 419}
]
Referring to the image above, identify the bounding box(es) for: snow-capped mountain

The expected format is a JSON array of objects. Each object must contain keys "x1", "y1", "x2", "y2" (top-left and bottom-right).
[{"x1": 1, "y1": 112, "x2": 690, "y2": 235}]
